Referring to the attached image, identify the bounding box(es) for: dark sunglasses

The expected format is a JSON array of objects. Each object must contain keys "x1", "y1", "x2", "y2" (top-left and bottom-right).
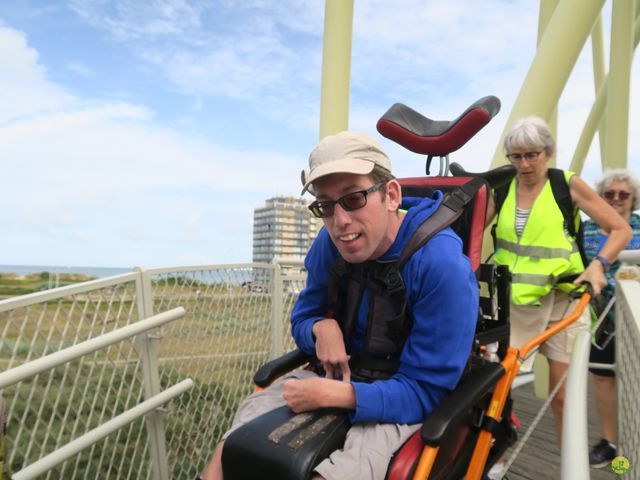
[
  {"x1": 308, "y1": 182, "x2": 385, "y2": 218},
  {"x1": 603, "y1": 190, "x2": 631, "y2": 201}
]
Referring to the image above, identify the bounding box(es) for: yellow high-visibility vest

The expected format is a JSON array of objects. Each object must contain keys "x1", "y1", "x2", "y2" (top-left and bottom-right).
[{"x1": 493, "y1": 171, "x2": 584, "y2": 305}]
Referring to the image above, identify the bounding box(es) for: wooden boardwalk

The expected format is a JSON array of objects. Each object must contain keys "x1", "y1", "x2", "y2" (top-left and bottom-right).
[{"x1": 504, "y1": 382, "x2": 617, "y2": 480}]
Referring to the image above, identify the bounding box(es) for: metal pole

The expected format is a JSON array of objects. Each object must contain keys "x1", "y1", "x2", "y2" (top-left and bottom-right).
[
  {"x1": 604, "y1": 0, "x2": 635, "y2": 169},
  {"x1": 590, "y1": 14, "x2": 607, "y2": 165},
  {"x1": 561, "y1": 329, "x2": 591, "y2": 479},
  {"x1": 0, "y1": 307, "x2": 185, "y2": 389},
  {"x1": 319, "y1": 0, "x2": 354, "y2": 139},
  {"x1": 489, "y1": 0, "x2": 606, "y2": 168},
  {"x1": 537, "y1": 0, "x2": 559, "y2": 162},
  {"x1": 11, "y1": 379, "x2": 194, "y2": 480},
  {"x1": 570, "y1": 16, "x2": 640, "y2": 173},
  {"x1": 271, "y1": 258, "x2": 284, "y2": 359},
  {"x1": 134, "y1": 267, "x2": 170, "y2": 480}
]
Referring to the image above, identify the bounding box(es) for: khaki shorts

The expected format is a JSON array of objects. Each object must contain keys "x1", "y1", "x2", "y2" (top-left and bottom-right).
[
  {"x1": 223, "y1": 369, "x2": 421, "y2": 480},
  {"x1": 510, "y1": 290, "x2": 590, "y2": 371}
]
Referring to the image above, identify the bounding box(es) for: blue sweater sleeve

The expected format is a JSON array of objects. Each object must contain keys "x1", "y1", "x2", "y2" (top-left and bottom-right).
[
  {"x1": 290, "y1": 229, "x2": 337, "y2": 355},
  {"x1": 350, "y1": 231, "x2": 478, "y2": 425}
]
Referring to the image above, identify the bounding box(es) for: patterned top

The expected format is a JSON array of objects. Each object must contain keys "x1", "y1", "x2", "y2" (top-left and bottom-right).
[
  {"x1": 515, "y1": 207, "x2": 529, "y2": 237},
  {"x1": 583, "y1": 212, "x2": 640, "y2": 297}
]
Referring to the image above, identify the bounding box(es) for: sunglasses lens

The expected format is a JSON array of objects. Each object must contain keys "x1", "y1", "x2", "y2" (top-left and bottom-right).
[
  {"x1": 340, "y1": 192, "x2": 367, "y2": 211},
  {"x1": 604, "y1": 191, "x2": 631, "y2": 201},
  {"x1": 309, "y1": 203, "x2": 331, "y2": 218}
]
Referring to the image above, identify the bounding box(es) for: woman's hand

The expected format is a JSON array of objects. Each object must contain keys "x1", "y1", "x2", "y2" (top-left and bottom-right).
[
  {"x1": 574, "y1": 259, "x2": 607, "y2": 296},
  {"x1": 312, "y1": 318, "x2": 351, "y2": 382}
]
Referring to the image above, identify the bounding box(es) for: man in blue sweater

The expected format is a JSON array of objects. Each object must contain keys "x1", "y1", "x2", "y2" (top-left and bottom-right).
[{"x1": 202, "y1": 131, "x2": 478, "y2": 480}]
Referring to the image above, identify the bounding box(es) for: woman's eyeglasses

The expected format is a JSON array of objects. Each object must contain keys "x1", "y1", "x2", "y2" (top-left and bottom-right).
[
  {"x1": 308, "y1": 182, "x2": 385, "y2": 218},
  {"x1": 603, "y1": 190, "x2": 631, "y2": 201},
  {"x1": 506, "y1": 151, "x2": 543, "y2": 163}
]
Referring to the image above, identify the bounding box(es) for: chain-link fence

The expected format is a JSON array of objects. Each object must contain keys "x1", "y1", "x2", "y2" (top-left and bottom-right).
[
  {"x1": 2, "y1": 259, "x2": 637, "y2": 478},
  {"x1": 0, "y1": 273, "x2": 153, "y2": 479},
  {"x1": 139, "y1": 260, "x2": 305, "y2": 479},
  {"x1": 616, "y1": 265, "x2": 640, "y2": 472},
  {"x1": 0, "y1": 261, "x2": 306, "y2": 479}
]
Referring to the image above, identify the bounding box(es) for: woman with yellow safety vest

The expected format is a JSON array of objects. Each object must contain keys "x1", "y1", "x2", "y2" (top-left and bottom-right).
[{"x1": 487, "y1": 116, "x2": 632, "y2": 447}]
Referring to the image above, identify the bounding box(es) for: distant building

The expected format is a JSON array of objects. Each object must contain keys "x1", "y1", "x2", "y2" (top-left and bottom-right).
[{"x1": 252, "y1": 196, "x2": 319, "y2": 266}]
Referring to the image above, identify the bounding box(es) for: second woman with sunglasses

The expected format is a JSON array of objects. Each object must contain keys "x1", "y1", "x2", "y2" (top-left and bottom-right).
[
  {"x1": 583, "y1": 168, "x2": 640, "y2": 468},
  {"x1": 486, "y1": 116, "x2": 632, "y2": 453}
]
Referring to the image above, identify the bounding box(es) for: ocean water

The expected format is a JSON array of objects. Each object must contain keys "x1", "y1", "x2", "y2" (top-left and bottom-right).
[{"x1": 0, "y1": 264, "x2": 131, "y2": 278}]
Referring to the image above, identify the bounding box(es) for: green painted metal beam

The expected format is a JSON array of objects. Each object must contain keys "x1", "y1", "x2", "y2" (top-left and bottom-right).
[
  {"x1": 490, "y1": 0, "x2": 606, "y2": 169},
  {"x1": 319, "y1": 0, "x2": 354, "y2": 140},
  {"x1": 538, "y1": 0, "x2": 560, "y2": 167},
  {"x1": 604, "y1": 0, "x2": 635, "y2": 169},
  {"x1": 590, "y1": 14, "x2": 607, "y2": 166},
  {"x1": 570, "y1": 15, "x2": 640, "y2": 173}
]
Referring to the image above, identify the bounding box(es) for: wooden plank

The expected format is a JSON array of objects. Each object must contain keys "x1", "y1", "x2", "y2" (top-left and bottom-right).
[{"x1": 498, "y1": 382, "x2": 615, "y2": 479}]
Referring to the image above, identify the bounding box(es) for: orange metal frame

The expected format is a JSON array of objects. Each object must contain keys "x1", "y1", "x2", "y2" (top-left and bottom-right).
[{"x1": 412, "y1": 291, "x2": 591, "y2": 480}]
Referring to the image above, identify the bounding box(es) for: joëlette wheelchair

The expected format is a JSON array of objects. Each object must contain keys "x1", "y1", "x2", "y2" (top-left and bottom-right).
[{"x1": 221, "y1": 96, "x2": 593, "y2": 480}]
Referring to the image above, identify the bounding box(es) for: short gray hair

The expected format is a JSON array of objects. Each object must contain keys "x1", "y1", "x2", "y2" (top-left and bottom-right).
[
  {"x1": 594, "y1": 168, "x2": 640, "y2": 210},
  {"x1": 504, "y1": 116, "x2": 556, "y2": 157}
]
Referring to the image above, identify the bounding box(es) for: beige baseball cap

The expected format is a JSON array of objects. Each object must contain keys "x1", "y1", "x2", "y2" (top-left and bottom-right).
[{"x1": 300, "y1": 131, "x2": 392, "y2": 195}]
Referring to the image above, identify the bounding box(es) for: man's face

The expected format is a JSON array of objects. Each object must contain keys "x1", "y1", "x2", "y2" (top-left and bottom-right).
[{"x1": 312, "y1": 172, "x2": 402, "y2": 263}]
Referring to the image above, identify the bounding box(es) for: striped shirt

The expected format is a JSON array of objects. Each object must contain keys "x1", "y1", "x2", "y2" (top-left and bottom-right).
[{"x1": 515, "y1": 207, "x2": 529, "y2": 238}]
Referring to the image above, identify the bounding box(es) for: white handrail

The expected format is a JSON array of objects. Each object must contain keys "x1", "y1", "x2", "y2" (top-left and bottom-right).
[
  {"x1": 0, "y1": 306, "x2": 185, "y2": 389},
  {"x1": 0, "y1": 272, "x2": 139, "y2": 311},
  {"x1": 561, "y1": 329, "x2": 592, "y2": 480},
  {"x1": 618, "y1": 249, "x2": 640, "y2": 264},
  {"x1": 11, "y1": 379, "x2": 194, "y2": 480}
]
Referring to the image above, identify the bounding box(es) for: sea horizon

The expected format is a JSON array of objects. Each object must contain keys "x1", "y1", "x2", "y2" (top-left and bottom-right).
[{"x1": 0, "y1": 264, "x2": 131, "y2": 278}]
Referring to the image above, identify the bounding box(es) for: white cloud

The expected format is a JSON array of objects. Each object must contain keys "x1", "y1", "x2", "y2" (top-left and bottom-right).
[
  {"x1": 1, "y1": 1, "x2": 637, "y2": 269},
  {"x1": 0, "y1": 26, "x2": 76, "y2": 124}
]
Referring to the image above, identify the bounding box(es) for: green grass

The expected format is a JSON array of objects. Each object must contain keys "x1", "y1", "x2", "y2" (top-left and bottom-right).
[
  {"x1": 0, "y1": 272, "x2": 97, "y2": 297},
  {"x1": 5, "y1": 363, "x2": 248, "y2": 479}
]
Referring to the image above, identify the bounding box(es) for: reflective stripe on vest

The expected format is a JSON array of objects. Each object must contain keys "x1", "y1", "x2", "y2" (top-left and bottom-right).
[{"x1": 493, "y1": 171, "x2": 584, "y2": 305}]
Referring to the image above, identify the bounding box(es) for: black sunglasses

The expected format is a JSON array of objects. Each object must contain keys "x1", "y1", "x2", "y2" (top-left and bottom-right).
[
  {"x1": 603, "y1": 190, "x2": 631, "y2": 201},
  {"x1": 308, "y1": 182, "x2": 385, "y2": 218}
]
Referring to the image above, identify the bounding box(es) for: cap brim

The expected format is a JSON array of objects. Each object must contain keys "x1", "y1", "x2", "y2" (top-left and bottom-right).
[{"x1": 300, "y1": 158, "x2": 376, "y2": 195}]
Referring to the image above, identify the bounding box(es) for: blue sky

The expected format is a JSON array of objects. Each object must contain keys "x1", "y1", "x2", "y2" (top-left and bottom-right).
[{"x1": 1, "y1": 1, "x2": 638, "y2": 269}]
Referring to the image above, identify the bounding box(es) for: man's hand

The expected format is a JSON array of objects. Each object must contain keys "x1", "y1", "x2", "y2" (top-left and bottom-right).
[
  {"x1": 312, "y1": 318, "x2": 351, "y2": 382},
  {"x1": 283, "y1": 377, "x2": 355, "y2": 413}
]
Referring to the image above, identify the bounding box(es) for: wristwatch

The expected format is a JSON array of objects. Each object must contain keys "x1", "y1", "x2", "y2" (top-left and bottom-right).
[{"x1": 595, "y1": 255, "x2": 610, "y2": 272}]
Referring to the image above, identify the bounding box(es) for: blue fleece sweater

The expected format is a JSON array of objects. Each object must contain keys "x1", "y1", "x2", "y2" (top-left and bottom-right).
[{"x1": 291, "y1": 192, "x2": 478, "y2": 425}]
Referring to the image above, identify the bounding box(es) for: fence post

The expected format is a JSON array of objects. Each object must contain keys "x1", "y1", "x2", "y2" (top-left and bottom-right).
[
  {"x1": 271, "y1": 259, "x2": 284, "y2": 359},
  {"x1": 134, "y1": 267, "x2": 170, "y2": 480}
]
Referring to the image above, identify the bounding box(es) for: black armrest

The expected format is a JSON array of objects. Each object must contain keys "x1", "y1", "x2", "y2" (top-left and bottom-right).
[
  {"x1": 421, "y1": 362, "x2": 505, "y2": 446},
  {"x1": 253, "y1": 349, "x2": 312, "y2": 388}
]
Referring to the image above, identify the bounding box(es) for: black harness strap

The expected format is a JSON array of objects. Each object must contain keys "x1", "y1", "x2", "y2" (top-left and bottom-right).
[
  {"x1": 326, "y1": 176, "x2": 488, "y2": 380},
  {"x1": 400, "y1": 177, "x2": 485, "y2": 265}
]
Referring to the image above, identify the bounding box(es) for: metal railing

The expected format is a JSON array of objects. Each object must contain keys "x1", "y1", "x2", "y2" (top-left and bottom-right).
[
  {"x1": 2, "y1": 256, "x2": 638, "y2": 478},
  {"x1": 0, "y1": 308, "x2": 191, "y2": 480},
  {"x1": 0, "y1": 259, "x2": 306, "y2": 479},
  {"x1": 561, "y1": 329, "x2": 591, "y2": 479},
  {"x1": 615, "y1": 252, "x2": 640, "y2": 473}
]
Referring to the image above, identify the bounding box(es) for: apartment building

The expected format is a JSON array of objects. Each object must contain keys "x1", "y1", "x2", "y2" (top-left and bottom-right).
[{"x1": 252, "y1": 196, "x2": 319, "y2": 266}]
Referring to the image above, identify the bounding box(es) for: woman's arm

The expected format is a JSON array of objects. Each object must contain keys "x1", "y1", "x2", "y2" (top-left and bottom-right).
[{"x1": 570, "y1": 175, "x2": 632, "y2": 293}]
